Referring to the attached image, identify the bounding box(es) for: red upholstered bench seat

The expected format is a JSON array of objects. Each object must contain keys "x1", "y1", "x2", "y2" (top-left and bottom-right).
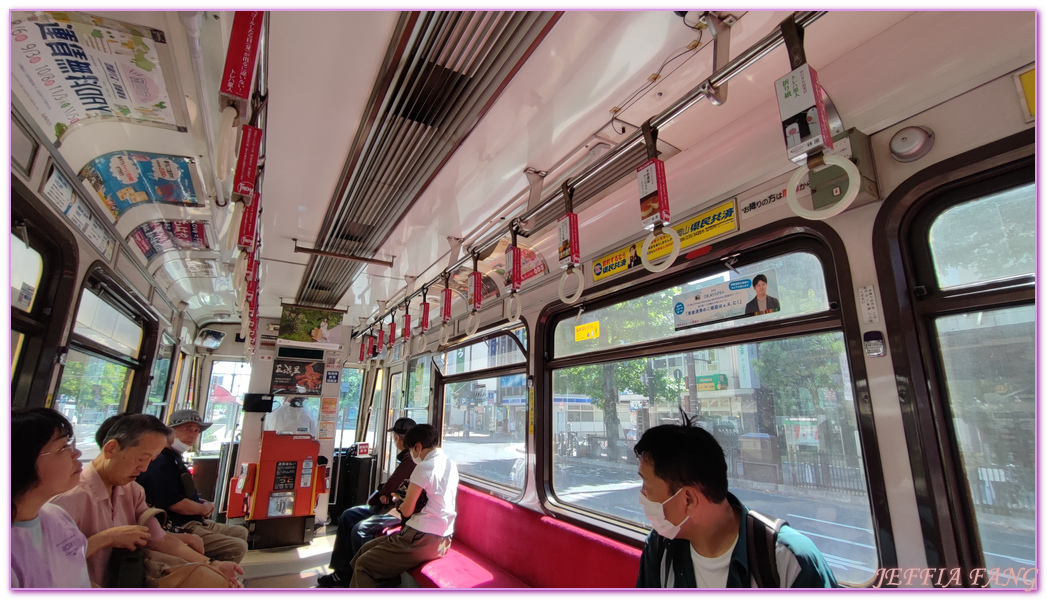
[
  {"x1": 410, "y1": 543, "x2": 528, "y2": 588},
  {"x1": 407, "y1": 485, "x2": 641, "y2": 588}
]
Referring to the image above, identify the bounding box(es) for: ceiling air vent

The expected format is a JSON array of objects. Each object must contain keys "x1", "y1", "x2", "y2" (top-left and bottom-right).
[
  {"x1": 296, "y1": 11, "x2": 562, "y2": 308},
  {"x1": 396, "y1": 62, "x2": 472, "y2": 127}
]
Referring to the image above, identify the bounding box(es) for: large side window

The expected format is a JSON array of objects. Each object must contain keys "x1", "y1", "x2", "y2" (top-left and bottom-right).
[
  {"x1": 439, "y1": 328, "x2": 528, "y2": 492},
  {"x1": 547, "y1": 249, "x2": 879, "y2": 585},
  {"x1": 56, "y1": 276, "x2": 154, "y2": 461},
  {"x1": 909, "y1": 179, "x2": 1034, "y2": 587}
]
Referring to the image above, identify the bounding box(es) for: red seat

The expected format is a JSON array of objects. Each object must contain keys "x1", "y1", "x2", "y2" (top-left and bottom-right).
[{"x1": 407, "y1": 485, "x2": 641, "y2": 588}]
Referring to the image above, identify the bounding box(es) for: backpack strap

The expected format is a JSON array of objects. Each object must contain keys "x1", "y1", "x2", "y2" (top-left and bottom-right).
[{"x1": 746, "y1": 509, "x2": 785, "y2": 588}]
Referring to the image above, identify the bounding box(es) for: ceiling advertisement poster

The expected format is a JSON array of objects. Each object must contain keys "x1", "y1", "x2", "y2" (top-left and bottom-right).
[
  {"x1": 79, "y1": 150, "x2": 200, "y2": 219},
  {"x1": 11, "y1": 11, "x2": 179, "y2": 141},
  {"x1": 128, "y1": 219, "x2": 209, "y2": 261}
]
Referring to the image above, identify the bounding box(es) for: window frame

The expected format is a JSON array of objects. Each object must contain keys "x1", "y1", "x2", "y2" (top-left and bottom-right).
[
  {"x1": 873, "y1": 131, "x2": 1034, "y2": 585},
  {"x1": 56, "y1": 264, "x2": 161, "y2": 415},
  {"x1": 535, "y1": 219, "x2": 897, "y2": 574},
  {"x1": 434, "y1": 325, "x2": 530, "y2": 499},
  {"x1": 11, "y1": 178, "x2": 78, "y2": 408}
]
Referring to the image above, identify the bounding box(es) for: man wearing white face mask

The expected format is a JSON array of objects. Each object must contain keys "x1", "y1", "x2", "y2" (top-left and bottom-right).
[
  {"x1": 136, "y1": 410, "x2": 249, "y2": 563},
  {"x1": 634, "y1": 419, "x2": 837, "y2": 588}
]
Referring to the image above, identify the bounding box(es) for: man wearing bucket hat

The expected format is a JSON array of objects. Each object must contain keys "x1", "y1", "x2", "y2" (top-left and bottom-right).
[
  {"x1": 136, "y1": 409, "x2": 249, "y2": 563},
  {"x1": 317, "y1": 417, "x2": 417, "y2": 588}
]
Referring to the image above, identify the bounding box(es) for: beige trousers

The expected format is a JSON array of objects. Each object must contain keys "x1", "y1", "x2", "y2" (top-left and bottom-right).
[{"x1": 348, "y1": 525, "x2": 452, "y2": 588}]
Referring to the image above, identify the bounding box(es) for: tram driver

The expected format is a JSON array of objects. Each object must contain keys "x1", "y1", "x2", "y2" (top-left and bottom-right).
[{"x1": 634, "y1": 418, "x2": 837, "y2": 588}]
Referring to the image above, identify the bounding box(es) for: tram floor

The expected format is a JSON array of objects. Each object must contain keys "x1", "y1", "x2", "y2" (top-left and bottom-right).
[{"x1": 240, "y1": 525, "x2": 337, "y2": 588}]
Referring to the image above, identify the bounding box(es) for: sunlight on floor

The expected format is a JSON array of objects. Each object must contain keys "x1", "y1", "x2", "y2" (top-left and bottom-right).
[{"x1": 241, "y1": 527, "x2": 336, "y2": 588}]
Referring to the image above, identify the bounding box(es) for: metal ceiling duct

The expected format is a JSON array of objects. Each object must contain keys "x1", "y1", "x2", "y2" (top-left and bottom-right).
[{"x1": 296, "y1": 11, "x2": 561, "y2": 307}]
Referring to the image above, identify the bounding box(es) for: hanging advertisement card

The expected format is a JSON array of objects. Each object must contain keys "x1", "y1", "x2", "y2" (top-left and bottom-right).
[
  {"x1": 637, "y1": 158, "x2": 670, "y2": 229},
  {"x1": 79, "y1": 151, "x2": 199, "y2": 219},
  {"x1": 775, "y1": 63, "x2": 833, "y2": 160},
  {"x1": 220, "y1": 11, "x2": 264, "y2": 102},
  {"x1": 557, "y1": 212, "x2": 580, "y2": 267},
  {"x1": 11, "y1": 12, "x2": 178, "y2": 142},
  {"x1": 237, "y1": 189, "x2": 260, "y2": 249},
  {"x1": 271, "y1": 359, "x2": 325, "y2": 395},
  {"x1": 671, "y1": 269, "x2": 781, "y2": 330},
  {"x1": 231, "y1": 124, "x2": 262, "y2": 203}
]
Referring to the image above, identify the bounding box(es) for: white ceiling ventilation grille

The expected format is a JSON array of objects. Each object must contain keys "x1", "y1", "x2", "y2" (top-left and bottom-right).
[{"x1": 297, "y1": 11, "x2": 561, "y2": 307}]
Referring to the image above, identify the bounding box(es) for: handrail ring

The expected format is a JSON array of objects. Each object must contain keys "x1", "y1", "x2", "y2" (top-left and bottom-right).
[
  {"x1": 558, "y1": 268, "x2": 584, "y2": 304},
  {"x1": 786, "y1": 154, "x2": 861, "y2": 220},
  {"x1": 505, "y1": 293, "x2": 522, "y2": 322},
  {"x1": 640, "y1": 225, "x2": 681, "y2": 273}
]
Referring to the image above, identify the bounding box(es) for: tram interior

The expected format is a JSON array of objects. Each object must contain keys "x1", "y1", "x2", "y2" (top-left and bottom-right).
[{"x1": 9, "y1": 9, "x2": 1036, "y2": 590}]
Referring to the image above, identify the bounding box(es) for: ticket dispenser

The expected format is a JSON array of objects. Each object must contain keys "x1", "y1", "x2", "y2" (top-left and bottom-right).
[{"x1": 227, "y1": 394, "x2": 326, "y2": 548}]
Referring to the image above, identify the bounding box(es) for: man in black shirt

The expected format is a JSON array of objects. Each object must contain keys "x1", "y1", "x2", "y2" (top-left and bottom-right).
[{"x1": 136, "y1": 410, "x2": 249, "y2": 563}]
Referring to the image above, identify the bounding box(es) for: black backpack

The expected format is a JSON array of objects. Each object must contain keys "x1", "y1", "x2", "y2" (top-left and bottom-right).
[{"x1": 746, "y1": 509, "x2": 786, "y2": 587}]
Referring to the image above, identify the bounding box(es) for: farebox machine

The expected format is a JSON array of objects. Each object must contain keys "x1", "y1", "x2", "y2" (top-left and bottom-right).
[{"x1": 227, "y1": 394, "x2": 329, "y2": 549}]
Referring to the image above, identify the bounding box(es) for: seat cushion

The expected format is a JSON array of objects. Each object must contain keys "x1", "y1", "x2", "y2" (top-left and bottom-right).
[{"x1": 408, "y1": 543, "x2": 529, "y2": 589}]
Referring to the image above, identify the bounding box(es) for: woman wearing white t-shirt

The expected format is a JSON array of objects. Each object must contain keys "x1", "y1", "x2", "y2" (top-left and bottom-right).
[
  {"x1": 11, "y1": 408, "x2": 92, "y2": 588},
  {"x1": 346, "y1": 424, "x2": 460, "y2": 587}
]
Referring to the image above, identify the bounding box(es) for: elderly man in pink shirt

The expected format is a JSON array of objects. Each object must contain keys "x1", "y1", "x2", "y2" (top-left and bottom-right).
[{"x1": 50, "y1": 414, "x2": 243, "y2": 588}]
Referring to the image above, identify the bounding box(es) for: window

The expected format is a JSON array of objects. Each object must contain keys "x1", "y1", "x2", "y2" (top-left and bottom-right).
[
  {"x1": 903, "y1": 178, "x2": 1035, "y2": 587},
  {"x1": 405, "y1": 356, "x2": 432, "y2": 425},
  {"x1": 548, "y1": 248, "x2": 879, "y2": 585},
  {"x1": 436, "y1": 326, "x2": 527, "y2": 375},
  {"x1": 928, "y1": 184, "x2": 1034, "y2": 289},
  {"x1": 443, "y1": 374, "x2": 527, "y2": 490},
  {"x1": 201, "y1": 361, "x2": 251, "y2": 453},
  {"x1": 337, "y1": 368, "x2": 365, "y2": 447},
  {"x1": 56, "y1": 274, "x2": 151, "y2": 459},
  {"x1": 11, "y1": 231, "x2": 43, "y2": 313},
  {"x1": 74, "y1": 288, "x2": 143, "y2": 359},
  {"x1": 554, "y1": 252, "x2": 830, "y2": 359},
  {"x1": 934, "y1": 306, "x2": 1034, "y2": 579},
  {"x1": 143, "y1": 333, "x2": 175, "y2": 419},
  {"x1": 54, "y1": 348, "x2": 134, "y2": 462},
  {"x1": 364, "y1": 369, "x2": 383, "y2": 448}
]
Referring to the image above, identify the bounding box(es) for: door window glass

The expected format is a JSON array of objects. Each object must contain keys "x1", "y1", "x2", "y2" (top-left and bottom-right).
[
  {"x1": 443, "y1": 374, "x2": 527, "y2": 490},
  {"x1": 201, "y1": 361, "x2": 252, "y2": 454},
  {"x1": 934, "y1": 306, "x2": 1034, "y2": 583}
]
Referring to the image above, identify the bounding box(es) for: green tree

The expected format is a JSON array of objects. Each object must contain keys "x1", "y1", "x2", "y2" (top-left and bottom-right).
[
  {"x1": 555, "y1": 358, "x2": 679, "y2": 461},
  {"x1": 928, "y1": 188, "x2": 1034, "y2": 284},
  {"x1": 751, "y1": 333, "x2": 845, "y2": 418}
]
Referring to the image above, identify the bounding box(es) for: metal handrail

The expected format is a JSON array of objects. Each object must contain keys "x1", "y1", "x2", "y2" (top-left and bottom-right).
[{"x1": 361, "y1": 11, "x2": 826, "y2": 333}]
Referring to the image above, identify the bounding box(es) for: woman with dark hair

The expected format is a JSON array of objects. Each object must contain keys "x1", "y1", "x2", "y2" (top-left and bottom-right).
[{"x1": 11, "y1": 407, "x2": 92, "y2": 588}]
